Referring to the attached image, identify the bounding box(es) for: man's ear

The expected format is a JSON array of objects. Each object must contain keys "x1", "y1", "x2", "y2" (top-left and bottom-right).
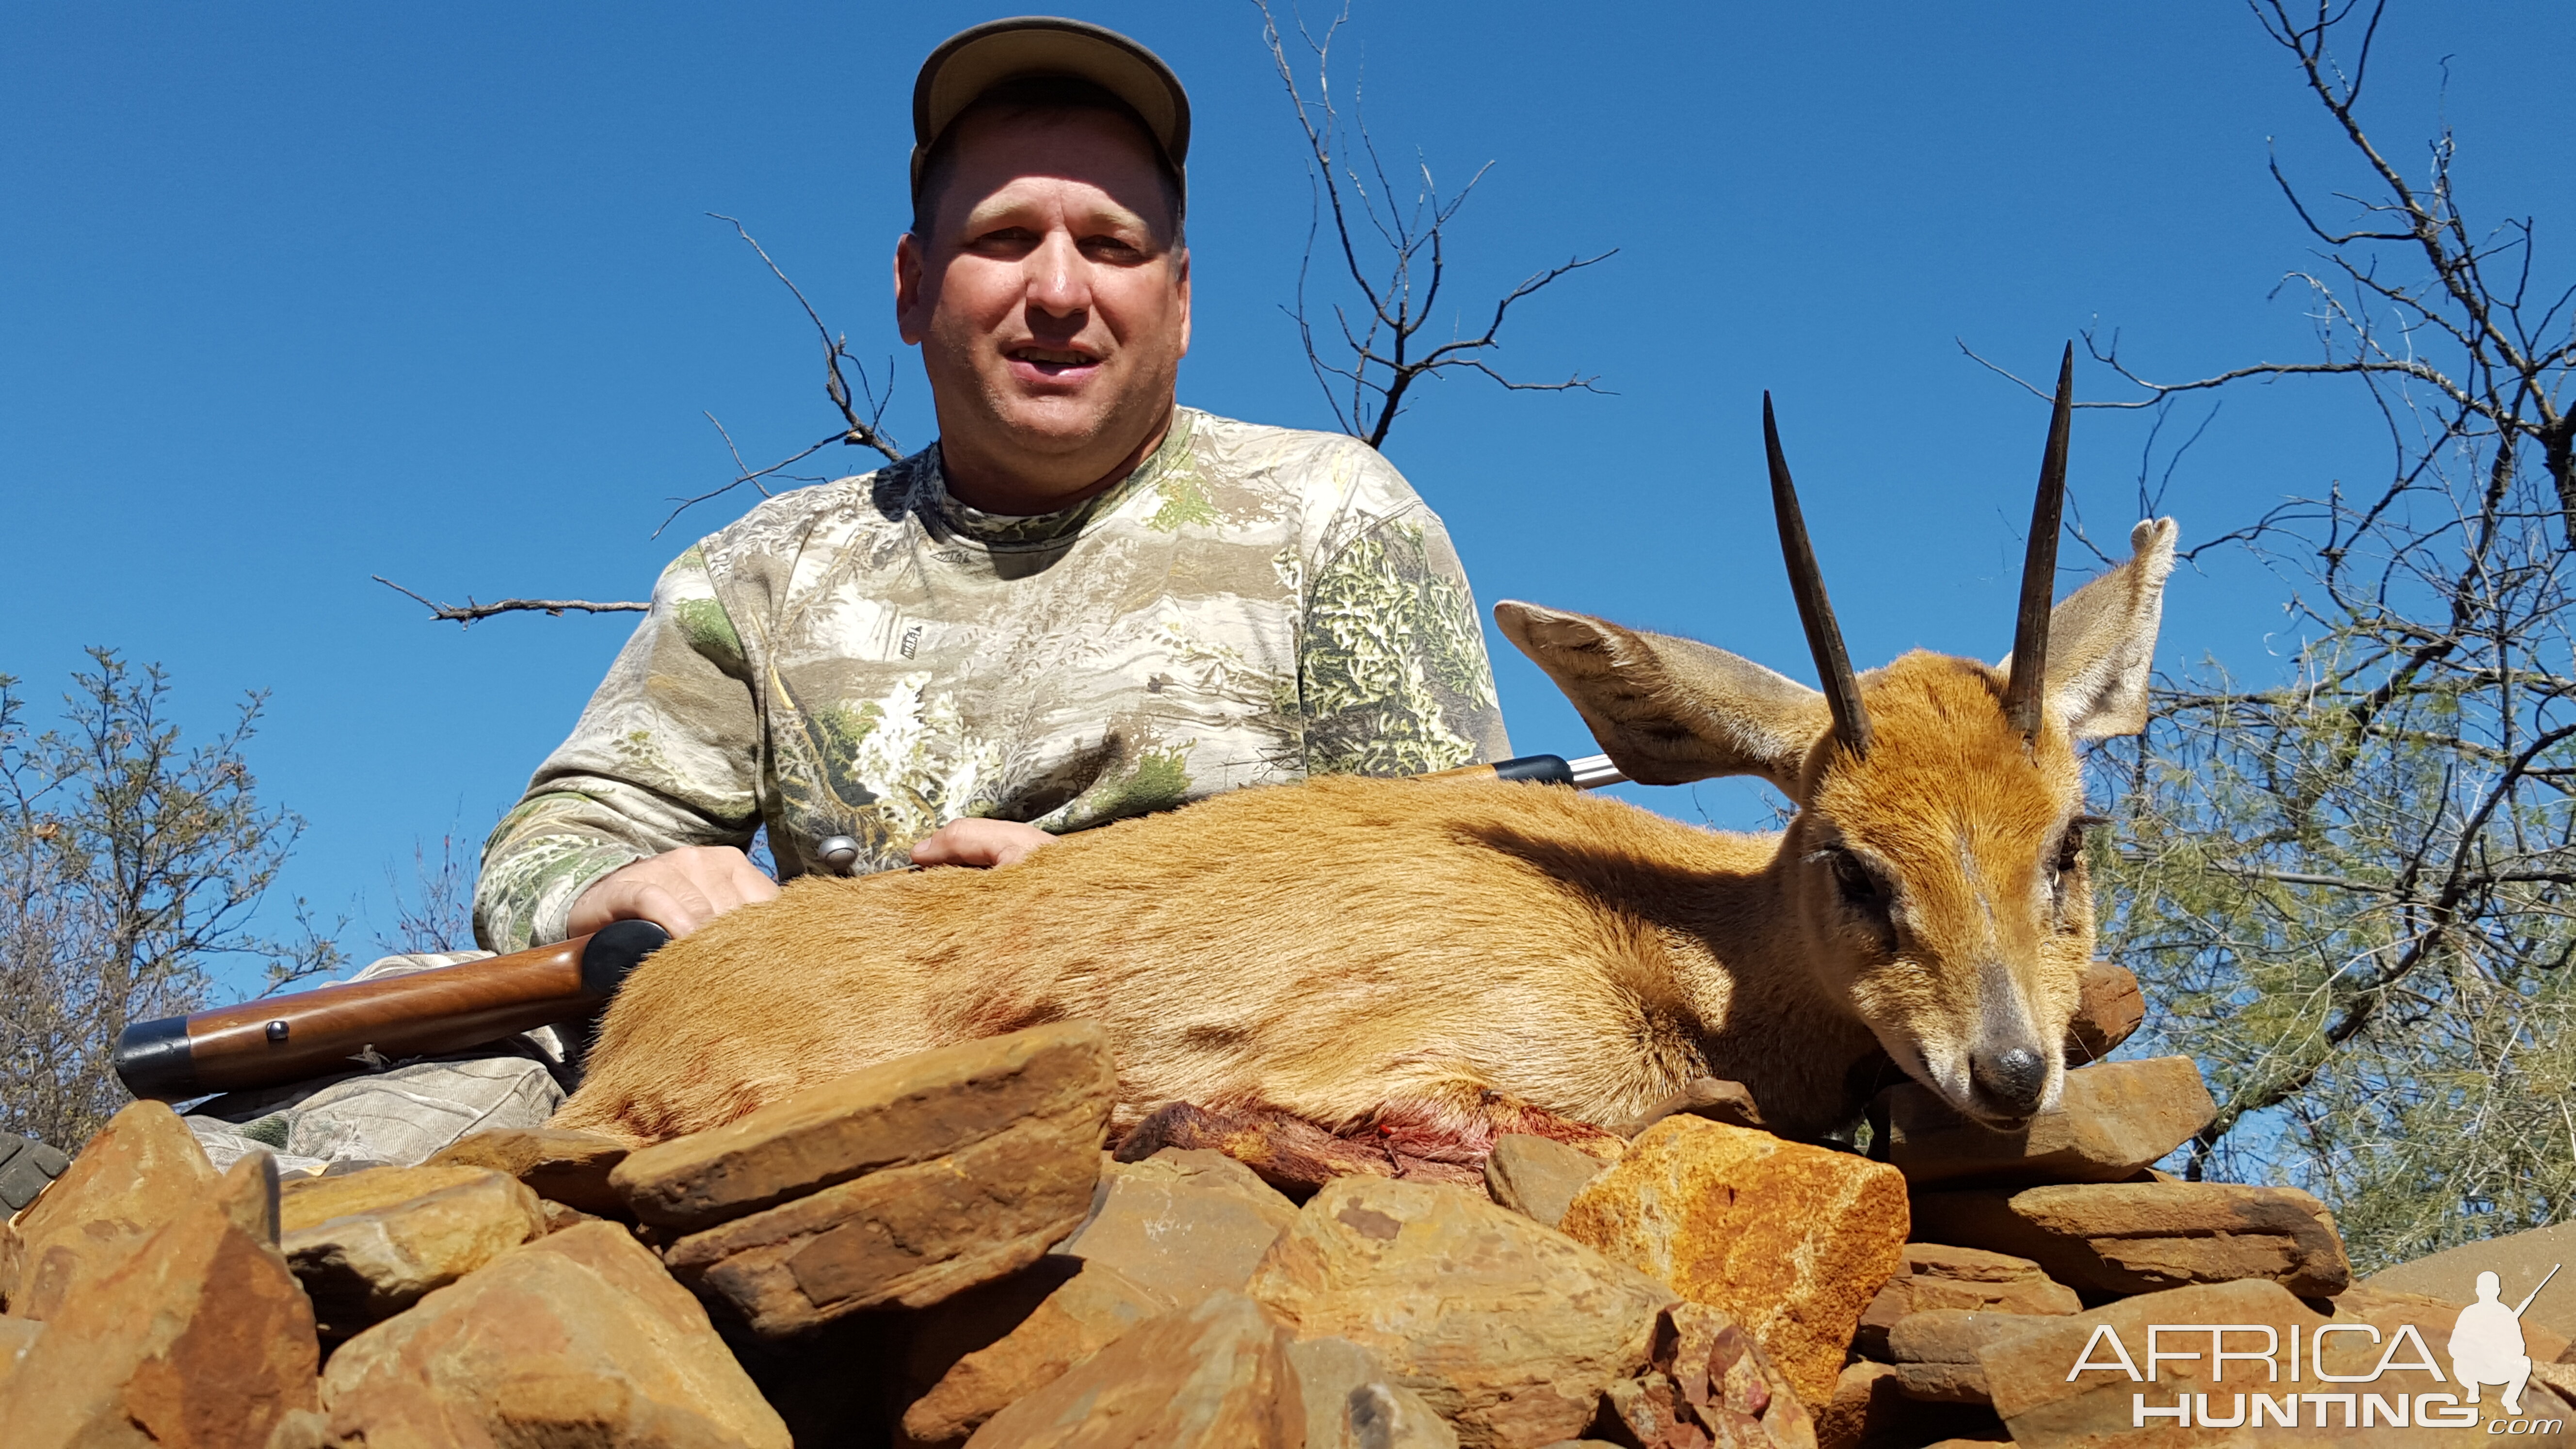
[
  {"x1": 895, "y1": 232, "x2": 930, "y2": 346},
  {"x1": 2003, "y1": 517, "x2": 2180, "y2": 740},
  {"x1": 1494, "y1": 601, "x2": 1833, "y2": 790}
]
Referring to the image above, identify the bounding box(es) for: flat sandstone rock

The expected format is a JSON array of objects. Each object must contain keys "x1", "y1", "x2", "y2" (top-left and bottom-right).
[
  {"x1": 612, "y1": 1020, "x2": 1117, "y2": 1231},
  {"x1": 1908, "y1": 1179, "x2": 2351, "y2": 1298},
  {"x1": 1882, "y1": 1308, "x2": 2054, "y2": 1406},
  {"x1": 1054, "y1": 1147, "x2": 1300, "y2": 1307},
  {"x1": 1853, "y1": 1242, "x2": 2080, "y2": 1358},
  {"x1": 426, "y1": 1125, "x2": 632, "y2": 1216},
  {"x1": 901, "y1": 1258, "x2": 1170, "y2": 1448},
  {"x1": 1873, "y1": 1055, "x2": 2216, "y2": 1188},
  {"x1": 2, "y1": 1099, "x2": 215, "y2": 1320},
  {"x1": 963, "y1": 1290, "x2": 1304, "y2": 1449},
  {"x1": 0, "y1": 1314, "x2": 40, "y2": 1396},
  {"x1": 662, "y1": 1091, "x2": 1108, "y2": 1336},
  {"x1": 0, "y1": 1154, "x2": 320, "y2": 1449},
  {"x1": 1482, "y1": 1133, "x2": 1608, "y2": 1230},
  {"x1": 1247, "y1": 1175, "x2": 1675, "y2": 1449},
  {"x1": 2064, "y1": 960, "x2": 2145, "y2": 1063},
  {"x1": 1559, "y1": 1115, "x2": 1909, "y2": 1412},
  {"x1": 281, "y1": 1164, "x2": 548, "y2": 1339},
  {"x1": 1287, "y1": 1336, "x2": 1461, "y2": 1449},
  {"x1": 323, "y1": 1219, "x2": 791, "y2": 1449},
  {"x1": 281, "y1": 1162, "x2": 495, "y2": 1228}
]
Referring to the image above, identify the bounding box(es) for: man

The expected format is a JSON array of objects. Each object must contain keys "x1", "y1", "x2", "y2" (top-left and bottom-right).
[
  {"x1": 181, "y1": 18, "x2": 1509, "y2": 1172},
  {"x1": 473, "y1": 16, "x2": 1508, "y2": 952}
]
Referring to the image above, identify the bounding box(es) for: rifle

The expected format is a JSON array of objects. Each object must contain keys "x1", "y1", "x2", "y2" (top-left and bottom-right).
[{"x1": 111, "y1": 753, "x2": 1631, "y2": 1102}]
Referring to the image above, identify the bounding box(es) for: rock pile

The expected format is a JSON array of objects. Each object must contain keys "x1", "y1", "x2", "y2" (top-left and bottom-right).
[
  {"x1": 2, "y1": 963, "x2": 2570, "y2": 1447},
  {"x1": 1795, "y1": 964, "x2": 2576, "y2": 1449}
]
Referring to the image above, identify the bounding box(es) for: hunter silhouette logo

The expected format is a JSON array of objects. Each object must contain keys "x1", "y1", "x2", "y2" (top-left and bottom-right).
[{"x1": 2452, "y1": 1264, "x2": 2558, "y2": 1418}]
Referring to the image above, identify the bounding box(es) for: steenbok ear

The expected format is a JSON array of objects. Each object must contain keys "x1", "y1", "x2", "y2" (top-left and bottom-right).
[
  {"x1": 2000, "y1": 518, "x2": 2180, "y2": 740},
  {"x1": 1494, "y1": 600, "x2": 1832, "y2": 789}
]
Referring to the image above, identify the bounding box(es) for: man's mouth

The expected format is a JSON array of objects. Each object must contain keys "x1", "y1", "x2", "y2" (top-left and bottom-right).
[{"x1": 1007, "y1": 345, "x2": 1102, "y2": 377}]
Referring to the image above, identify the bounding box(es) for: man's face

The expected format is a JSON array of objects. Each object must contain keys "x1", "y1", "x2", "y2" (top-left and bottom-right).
[{"x1": 896, "y1": 106, "x2": 1190, "y2": 502}]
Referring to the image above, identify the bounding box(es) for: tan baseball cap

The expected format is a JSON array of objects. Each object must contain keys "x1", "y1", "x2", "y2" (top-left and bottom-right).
[{"x1": 910, "y1": 16, "x2": 1191, "y2": 198}]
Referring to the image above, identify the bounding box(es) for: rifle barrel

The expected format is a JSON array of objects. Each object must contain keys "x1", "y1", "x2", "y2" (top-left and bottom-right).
[
  {"x1": 1417, "y1": 753, "x2": 1630, "y2": 790},
  {"x1": 113, "y1": 920, "x2": 669, "y2": 1102},
  {"x1": 1566, "y1": 754, "x2": 1628, "y2": 789}
]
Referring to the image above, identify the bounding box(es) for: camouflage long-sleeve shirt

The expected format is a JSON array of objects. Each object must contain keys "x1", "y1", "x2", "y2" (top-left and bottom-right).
[{"x1": 472, "y1": 407, "x2": 1512, "y2": 952}]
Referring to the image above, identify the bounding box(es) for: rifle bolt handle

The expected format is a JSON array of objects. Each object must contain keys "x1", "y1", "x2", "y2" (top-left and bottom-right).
[{"x1": 817, "y1": 835, "x2": 861, "y2": 875}]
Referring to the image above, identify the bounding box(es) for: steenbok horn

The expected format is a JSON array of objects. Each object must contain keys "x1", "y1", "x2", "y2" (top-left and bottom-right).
[{"x1": 2001, "y1": 343, "x2": 2077, "y2": 741}]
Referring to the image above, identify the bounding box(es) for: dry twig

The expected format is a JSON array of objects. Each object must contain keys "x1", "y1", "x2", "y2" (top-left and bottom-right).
[
  {"x1": 2063, "y1": 0, "x2": 2576, "y2": 1266},
  {"x1": 387, "y1": 216, "x2": 904, "y2": 625},
  {"x1": 372, "y1": 576, "x2": 648, "y2": 627},
  {"x1": 655, "y1": 217, "x2": 906, "y2": 537},
  {"x1": 1256, "y1": 1, "x2": 1612, "y2": 449}
]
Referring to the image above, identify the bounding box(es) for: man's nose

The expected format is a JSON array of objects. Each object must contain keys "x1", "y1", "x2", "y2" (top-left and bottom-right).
[{"x1": 1024, "y1": 231, "x2": 1092, "y2": 318}]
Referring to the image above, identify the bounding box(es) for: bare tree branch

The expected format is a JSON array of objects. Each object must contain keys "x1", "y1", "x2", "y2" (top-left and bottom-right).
[
  {"x1": 387, "y1": 215, "x2": 908, "y2": 623},
  {"x1": 2076, "y1": 0, "x2": 2576, "y2": 1265},
  {"x1": 708, "y1": 215, "x2": 904, "y2": 464},
  {"x1": 650, "y1": 411, "x2": 840, "y2": 539},
  {"x1": 650, "y1": 216, "x2": 907, "y2": 535},
  {"x1": 1256, "y1": 0, "x2": 1612, "y2": 450},
  {"x1": 373, "y1": 576, "x2": 647, "y2": 626}
]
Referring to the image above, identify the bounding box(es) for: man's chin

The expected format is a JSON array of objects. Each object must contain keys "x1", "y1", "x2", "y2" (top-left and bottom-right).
[
  {"x1": 983, "y1": 404, "x2": 1118, "y2": 459},
  {"x1": 986, "y1": 382, "x2": 1172, "y2": 455}
]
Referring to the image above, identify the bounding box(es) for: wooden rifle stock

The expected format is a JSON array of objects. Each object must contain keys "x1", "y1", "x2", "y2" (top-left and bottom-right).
[{"x1": 113, "y1": 919, "x2": 669, "y2": 1102}]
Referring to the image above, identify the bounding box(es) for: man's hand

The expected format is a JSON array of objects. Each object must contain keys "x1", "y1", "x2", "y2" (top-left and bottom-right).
[
  {"x1": 569, "y1": 845, "x2": 780, "y2": 940},
  {"x1": 912, "y1": 818, "x2": 1055, "y2": 869}
]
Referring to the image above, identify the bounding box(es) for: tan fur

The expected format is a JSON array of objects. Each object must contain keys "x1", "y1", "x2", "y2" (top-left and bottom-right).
[{"x1": 556, "y1": 520, "x2": 2180, "y2": 1151}]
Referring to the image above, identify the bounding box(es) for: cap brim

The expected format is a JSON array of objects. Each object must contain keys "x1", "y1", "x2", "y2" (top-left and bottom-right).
[{"x1": 912, "y1": 16, "x2": 1191, "y2": 195}]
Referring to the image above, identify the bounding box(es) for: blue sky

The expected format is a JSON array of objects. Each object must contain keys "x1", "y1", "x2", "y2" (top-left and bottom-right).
[{"x1": 5, "y1": 1, "x2": 2569, "y2": 993}]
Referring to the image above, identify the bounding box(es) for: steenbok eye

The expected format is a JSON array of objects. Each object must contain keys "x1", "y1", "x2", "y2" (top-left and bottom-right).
[
  {"x1": 1828, "y1": 850, "x2": 1884, "y2": 911},
  {"x1": 2048, "y1": 816, "x2": 2104, "y2": 913},
  {"x1": 2055, "y1": 815, "x2": 2104, "y2": 879}
]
